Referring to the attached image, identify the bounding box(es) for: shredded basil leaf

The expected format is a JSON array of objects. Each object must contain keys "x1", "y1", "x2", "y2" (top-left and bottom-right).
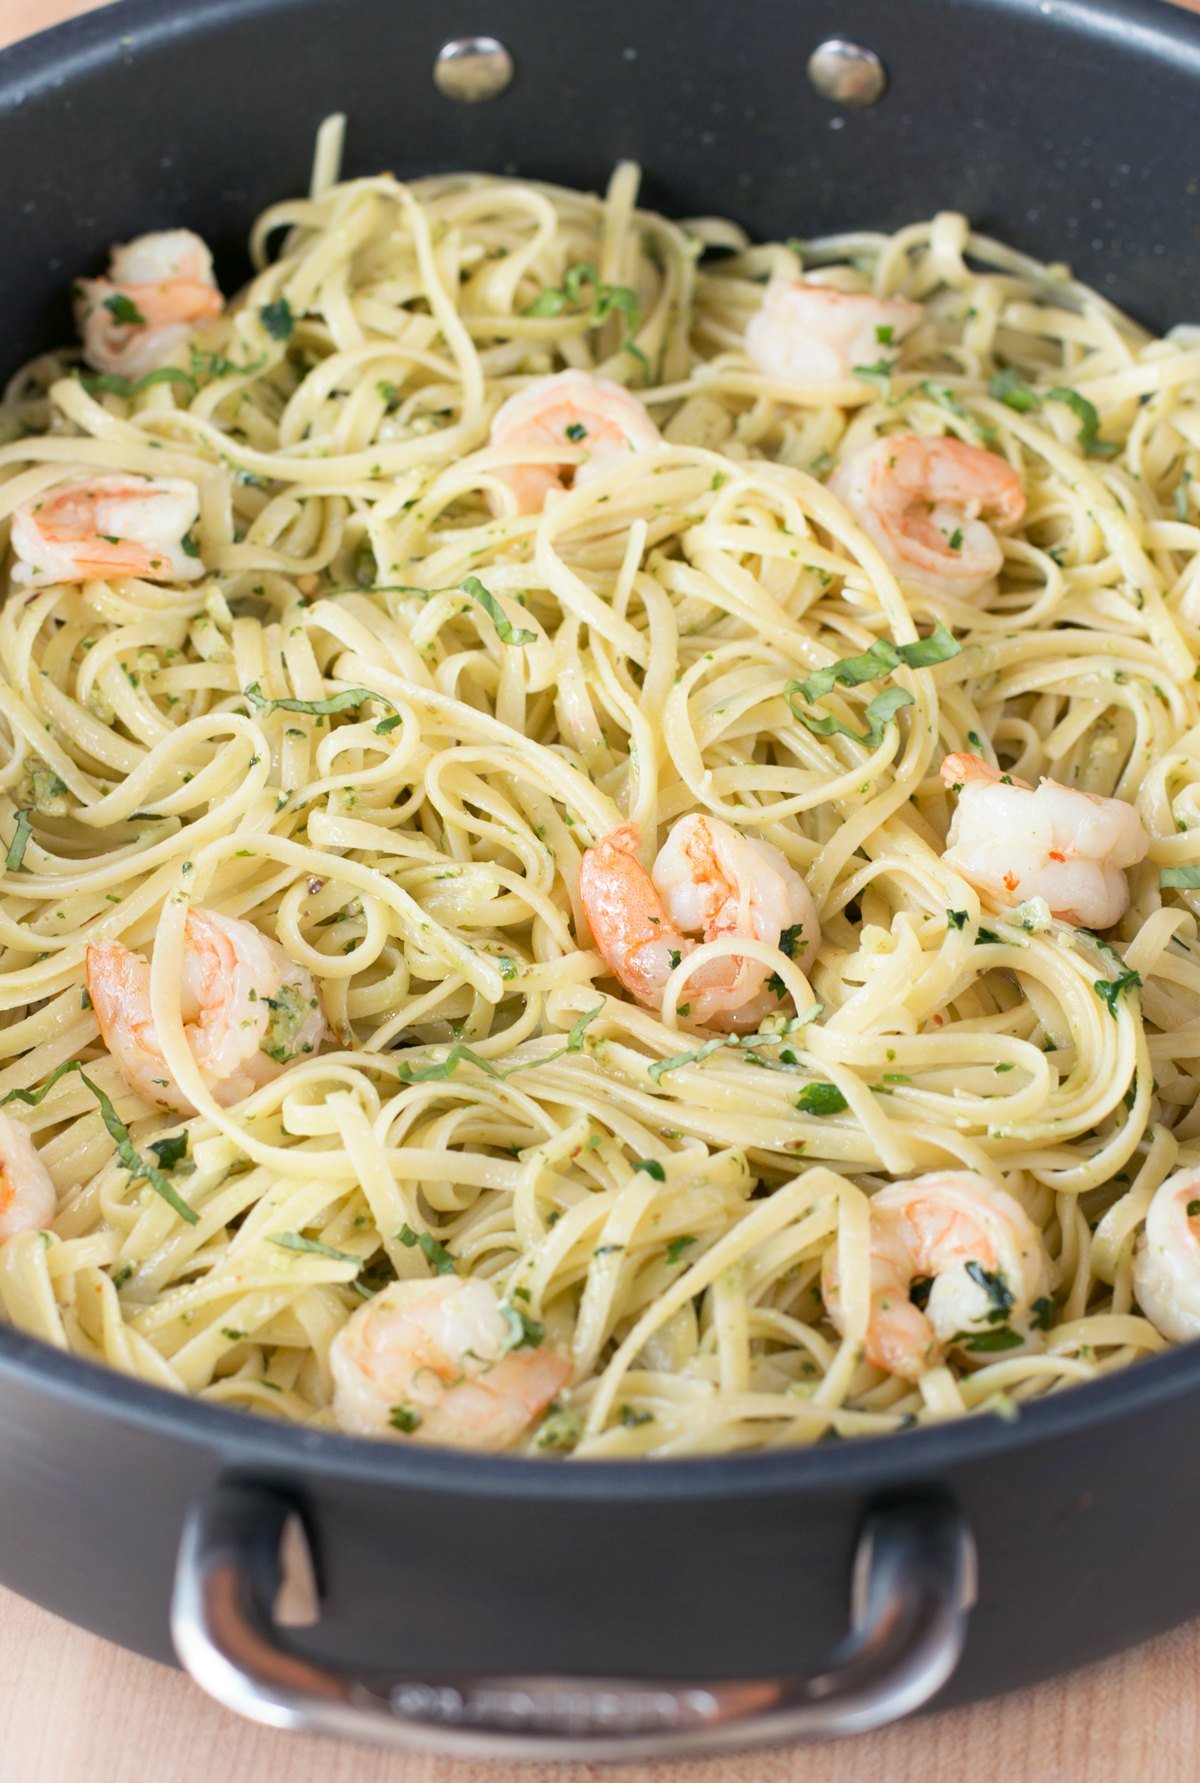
[
  {"x1": 499, "y1": 1304, "x2": 545, "y2": 1351},
  {"x1": 1161, "y1": 866, "x2": 1200, "y2": 889},
  {"x1": 78, "y1": 365, "x2": 196, "y2": 399},
  {"x1": 269, "y1": 1231, "x2": 359, "y2": 1265},
  {"x1": 244, "y1": 680, "x2": 402, "y2": 737},
  {"x1": 396, "y1": 1004, "x2": 601, "y2": 1085},
  {"x1": 666, "y1": 1235, "x2": 696, "y2": 1265},
  {"x1": 988, "y1": 370, "x2": 1117, "y2": 457},
  {"x1": 797, "y1": 622, "x2": 960, "y2": 703},
  {"x1": 6, "y1": 810, "x2": 32, "y2": 871},
  {"x1": 0, "y1": 1061, "x2": 198, "y2": 1224},
  {"x1": 787, "y1": 682, "x2": 914, "y2": 749},
  {"x1": 461, "y1": 576, "x2": 536, "y2": 646},
  {"x1": 396, "y1": 1222, "x2": 457, "y2": 1275},
  {"x1": 649, "y1": 1006, "x2": 822, "y2": 1083}
]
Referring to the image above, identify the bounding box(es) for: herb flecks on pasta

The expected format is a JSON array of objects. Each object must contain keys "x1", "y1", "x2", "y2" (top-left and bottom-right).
[{"x1": 0, "y1": 138, "x2": 1197, "y2": 1456}]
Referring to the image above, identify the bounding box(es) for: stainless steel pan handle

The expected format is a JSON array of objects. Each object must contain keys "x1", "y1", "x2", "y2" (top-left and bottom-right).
[{"x1": 171, "y1": 1482, "x2": 975, "y2": 1761}]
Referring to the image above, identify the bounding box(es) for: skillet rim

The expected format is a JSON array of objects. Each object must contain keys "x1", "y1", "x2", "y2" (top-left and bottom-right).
[{"x1": 2, "y1": 0, "x2": 1200, "y2": 1503}]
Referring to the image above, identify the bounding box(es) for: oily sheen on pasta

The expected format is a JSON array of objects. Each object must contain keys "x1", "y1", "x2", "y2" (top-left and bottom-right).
[{"x1": 0, "y1": 123, "x2": 1198, "y2": 1458}]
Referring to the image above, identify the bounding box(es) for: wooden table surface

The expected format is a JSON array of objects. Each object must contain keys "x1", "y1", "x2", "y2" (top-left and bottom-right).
[{"x1": 3, "y1": 0, "x2": 1200, "y2": 1777}]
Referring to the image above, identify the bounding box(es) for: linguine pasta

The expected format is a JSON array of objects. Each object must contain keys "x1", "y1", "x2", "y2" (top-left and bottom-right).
[{"x1": 0, "y1": 126, "x2": 1198, "y2": 1456}]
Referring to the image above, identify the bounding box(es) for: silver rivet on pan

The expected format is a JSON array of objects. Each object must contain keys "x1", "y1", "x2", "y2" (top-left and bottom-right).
[
  {"x1": 807, "y1": 39, "x2": 887, "y2": 107},
  {"x1": 434, "y1": 36, "x2": 515, "y2": 103}
]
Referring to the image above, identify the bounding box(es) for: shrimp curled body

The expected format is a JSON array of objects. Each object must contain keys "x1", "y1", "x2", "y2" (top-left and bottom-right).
[
  {"x1": 74, "y1": 229, "x2": 224, "y2": 379},
  {"x1": 330, "y1": 1276, "x2": 570, "y2": 1450},
  {"x1": 1132, "y1": 1168, "x2": 1200, "y2": 1343},
  {"x1": 0, "y1": 1112, "x2": 57, "y2": 1241},
  {"x1": 86, "y1": 907, "x2": 325, "y2": 1115},
  {"x1": 745, "y1": 280, "x2": 923, "y2": 387},
  {"x1": 10, "y1": 475, "x2": 204, "y2": 589},
  {"x1": 822, "y1": 1172, "x2": 1054, "y2": 1380},
  {"x1": 580, "y1": 815, "x2": 821, "y2": 1032},
  {"x1": 941, "y1": 752, "x2": 1148, "y2": 929},
  {"x1": 488, "y1": 369, "x2": 661, "y2": 514},
  {"x1": 830, "y1": 433, "x2": 1026, "y2": 600}
]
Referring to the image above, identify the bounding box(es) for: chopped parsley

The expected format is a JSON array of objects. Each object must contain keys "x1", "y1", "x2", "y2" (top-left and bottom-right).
[
  {"x1": 666, "y1": 1235, "x2": 696, "y2": 1265},
  {"x1": 946, "y1": 909, "x2": 969, "y2": 930},
  {"x1": 964, "y1": 1260, "x2": 1014, "y2": 1322},
  {"x1": 794, "y1": 1082, "x2": 848, "y2": 1116},
  {"x1": 260, "y1": 297, "x2": 295, "y2": 340},
  {"x1": 949, "y1": 1325, "x2": 1025, "y2": 1353},
  {"x1": 147, "y1": 1132, "x2": 188, "y2": 1170},
  {"x1": 618, "y1": 1405, "x2": 654, "y2": 1428},
  {"x1": 261, "y1": 982, "x2": 311, "y2": 1064},
  {"x1": 1093, "y1": 965, "x2": 1142, "y2": 1020},
  {"x1": 534, "y1": 1403, "x2": 582, "y2": 1451},
  {"x1": 633, "y1": 1158, "x2": 666, "y2": 1181},
  {"x1": 102, "y1": 292, "x2": 146, "y2": 327},
  {"x1": 389, "y1": 1403, "x2": 422, "y2": 1433}
]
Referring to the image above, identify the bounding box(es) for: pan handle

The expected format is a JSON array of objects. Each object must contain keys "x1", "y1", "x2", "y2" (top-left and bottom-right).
[{"x1": 171, "y1": 1482, "x2": 975, "y2": 1760}]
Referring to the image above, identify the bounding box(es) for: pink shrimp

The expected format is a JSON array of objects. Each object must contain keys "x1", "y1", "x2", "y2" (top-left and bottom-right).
[
  {"x1": 579, "y1": 816, "x2": 820, "y2": 1032},
  {"x1": 488, "y1": 369, "x2": 661, "y2": 513},
  {"x1": 10, "y1": 475, "x2": 204, "y2": 589},
  {"x1": 1133, "y1": 1167, "x2": 1200, "y2": 1342},
  {"x1": 745, "y1": 280, "x2": 923, "y2": 386},
  {"x1": 822, "y1": 1172, "x2": 1054, "y2": 1380},
  {"x1": 940, "y1": 751, "x2": 1148, "y2": 929},
  {"x1": 330, "y1": 1276, "x2": 570, "y2": 1450},
  {"x1": 831, "y1": 434, "x2": 1027, "y2": 599},
  {"x1": 74, "y1": 229, "x2": 223, "y2": 379},
  {"x1": 86, "y1": 908, "x2": 325, "y2": 1115},
  {"x1": 0, "y1": 1111, "x2": 57, "y2": 1241}
]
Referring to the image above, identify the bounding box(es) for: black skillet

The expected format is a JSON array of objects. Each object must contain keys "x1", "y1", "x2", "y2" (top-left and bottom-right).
[{"x1": 0, "y1": 0, "x2": 1199, "y2": 1759}]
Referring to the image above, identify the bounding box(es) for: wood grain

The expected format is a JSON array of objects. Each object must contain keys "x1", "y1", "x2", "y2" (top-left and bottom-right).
[{"x1": 2, "y1": 0, "x2": 1200, "y2": 1777}]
